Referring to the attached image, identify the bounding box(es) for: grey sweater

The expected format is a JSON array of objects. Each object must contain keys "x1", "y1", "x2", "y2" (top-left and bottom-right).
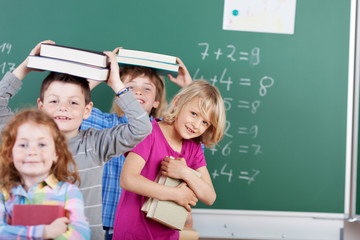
[{"x1": 0, "y1": 72, "x2": 152, "y2": 240}]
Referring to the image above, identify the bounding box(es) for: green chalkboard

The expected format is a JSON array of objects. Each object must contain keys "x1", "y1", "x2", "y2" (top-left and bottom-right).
[{"x1": 0, "y1": 0, "x2": 351, "y2": 213}]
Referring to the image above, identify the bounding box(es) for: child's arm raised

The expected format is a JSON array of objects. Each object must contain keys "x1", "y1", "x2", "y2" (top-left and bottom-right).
[
  {"x1": 168, "y1": 57, "x2": 192, "y2": 87},
  {"x1": 161, "y1": 157, "x2": 216, "y2": 206},
  {"x1": 87, "y1": 51, "x2": 152, "y2": 162},
  {"x1": 103, "y1": 51, "x2": 126, "y2": 94},
  {"x1": 0, "y1": 40, "x2": 53, "y2": 131},
  {"x1": 120, "y1": 152, "x2": 198, "y2": 212},
  {"x1": 12, "y1": 40, "x2": 55, "y2": 81}
]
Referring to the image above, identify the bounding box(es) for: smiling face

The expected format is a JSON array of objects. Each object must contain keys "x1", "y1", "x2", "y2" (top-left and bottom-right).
[
  {"x1": 37, "y1": 81, "x2": 93, "y2": 139},
  {"x1": 12, "y1": 121, "x2": 57, "y2": 188},
  {"x1": 124, "y1": 75, "x2": 160, "y2": 114},
  {"x1": 173, "y1": 97, "x2": 212, "y2": 140}
]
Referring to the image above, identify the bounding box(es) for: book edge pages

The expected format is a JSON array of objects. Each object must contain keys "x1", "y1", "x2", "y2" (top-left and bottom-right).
[
  {"x1": 41, "y1": 44, "x2": 108, "y2": 68},
  {"x1": 117, "y1": 56, "x2": 179, "y2": 72},
  {"x1": 118, "y1": 49, "x2": 176, "y2": 64},
  {"x1": 27, "y1": 56, "x2": 108, "y2": 81}
]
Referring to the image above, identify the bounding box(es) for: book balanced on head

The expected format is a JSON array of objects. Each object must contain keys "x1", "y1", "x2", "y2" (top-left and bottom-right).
[
  {"x1": 27, "y1": 43, "x2": 109, "y2": 81},
  {"x1": 116, "y1": 48, "x2": 180, "y2": 78}
]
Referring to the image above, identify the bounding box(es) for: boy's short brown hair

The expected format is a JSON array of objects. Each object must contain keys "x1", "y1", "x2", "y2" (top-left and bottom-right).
[{"x1": 39, "y1": 72, "x2": 92, "y2": 104}]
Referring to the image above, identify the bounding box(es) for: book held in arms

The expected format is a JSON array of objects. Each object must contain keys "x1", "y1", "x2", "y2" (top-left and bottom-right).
[
  {"x1": 117, "y1": 49, "x2": 179, "y2": 78},
  {"x1": 26, "y1": 43, "x2": 109, "y2": 81},
  {"x1": 141, "y1": 167, "x2": 201, "y2": 231},
  {"x1": 11, "y1": 204, "x2": 65, "y2": 226}
]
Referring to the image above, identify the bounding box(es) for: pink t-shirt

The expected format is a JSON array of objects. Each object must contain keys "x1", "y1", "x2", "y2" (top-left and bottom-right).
[{"x1": 113, "y1": 119, "x2": 206, "y2": 240}]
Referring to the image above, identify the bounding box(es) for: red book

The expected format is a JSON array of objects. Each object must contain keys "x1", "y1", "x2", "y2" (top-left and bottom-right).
[{"x1": 11, "y1": 204, "x2": 65, "y2": 226}]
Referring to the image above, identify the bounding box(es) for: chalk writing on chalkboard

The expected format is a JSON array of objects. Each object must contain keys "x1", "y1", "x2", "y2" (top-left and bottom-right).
[
  {"x1": 198, "y1": 42, "x2": 260, "y2": 65},
  {"x1": 0, "y1": 42, "x2": 16, "y2": 76},
  {"x1": 196, "y1": 42, "x2": 274, "y2": 186},
  {"x1": 211, "y1": 163, "x2": 260, "y2": 184}
]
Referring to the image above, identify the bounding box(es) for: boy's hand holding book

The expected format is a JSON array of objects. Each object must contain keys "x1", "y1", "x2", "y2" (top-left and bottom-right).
[
  {"x1": 13, "y1": 40, "x2": 55, "y2": 80},
  {"x1": 103, "y1": 51, "x2": 126, "y2": 94}
]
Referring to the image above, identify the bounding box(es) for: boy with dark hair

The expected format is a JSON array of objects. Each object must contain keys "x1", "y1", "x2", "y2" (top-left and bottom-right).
[{"x1": 0, "y1": 40, "x2": 152, "y2": 240}]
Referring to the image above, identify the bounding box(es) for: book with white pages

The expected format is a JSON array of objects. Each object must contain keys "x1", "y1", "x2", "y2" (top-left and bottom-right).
[
  {"x1": 27, "y1": 55, "x2": 109, "y2": 81},
  {"x1": 118, "y1": 48, "x2": 177, "y2": 64},
  {"x1": 117, "y1": 56, "x2": 179, "y2": 77},
  {"x1": 141, "y1": 167, "x2": 201, "y2": 230},
  {"x1": 40, "y1": 43, "x2": 108, "y2": 68}
]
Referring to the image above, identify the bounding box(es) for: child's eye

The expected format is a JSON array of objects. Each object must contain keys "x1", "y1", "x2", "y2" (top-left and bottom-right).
[
  {"x1": 128, "y1": 86, "x2": 134, "y2": 90},
  {"x1": 39, "y1": 143, "x2": 47, "y2": 148},
  {"x1": 70, "y1": 101, "x2": 79, "y2": 105},
  {"x1": 191, "y1": 112, "x2": 197, "y2": 116},
  {"x1": 49, "y1": 100, "x2": 57, "y2": 104},
  {"x1": 202, "y1": 121, "x2": 209, "y2": 126},
  {"x1": 18, "y1": 143, "x2": 27, "y2": 148}
]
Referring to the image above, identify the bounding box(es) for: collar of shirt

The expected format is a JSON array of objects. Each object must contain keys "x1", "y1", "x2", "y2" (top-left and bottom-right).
[{"x1": 10, "y1": 174, "x2": 59, "y2": 198}]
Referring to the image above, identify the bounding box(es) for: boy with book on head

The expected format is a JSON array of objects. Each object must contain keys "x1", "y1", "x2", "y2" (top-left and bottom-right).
[
  {"x1": 112, "y1": 79, "x2": 226, "y2": 239},
  {"x1": 81, "y1": 46, "x2": 193, "y2": 240},
  {"x1": 0, "y1": 40, "x2": 152, "y2": 240},
  {"x1": 0, "y1": 109, "x2": 90, "y2": 239}
]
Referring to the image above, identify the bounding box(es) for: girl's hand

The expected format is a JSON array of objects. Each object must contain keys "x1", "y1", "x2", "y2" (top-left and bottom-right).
[
  {"x1": 175, "y1": 182, "x2": 198, "y2": 212},
  {"x1": 103, "y1": 51, "x2": 126, "y2": 94},
  {"x1": 168, "y1": 57, "x2": 192, "y2": 87},
  {"x1": 43, "y1": 217, "x2": 69, "y2": 239},
  {"x1": 161, "y1": 156, "x2": 189, "y2": 180},
  {"x1": 13, "y1": 40, "x2": 55, "y2": 80}
]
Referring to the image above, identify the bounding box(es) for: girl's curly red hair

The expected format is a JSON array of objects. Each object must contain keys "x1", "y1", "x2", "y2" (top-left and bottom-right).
[{"x1": 0, "y1": 109, "x2": 80, "y2": 193}]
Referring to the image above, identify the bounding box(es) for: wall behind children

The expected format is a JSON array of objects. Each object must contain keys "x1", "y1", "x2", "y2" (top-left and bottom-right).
[{"x1": 0, "y1": 0, "x2": 352, "y2": 216}]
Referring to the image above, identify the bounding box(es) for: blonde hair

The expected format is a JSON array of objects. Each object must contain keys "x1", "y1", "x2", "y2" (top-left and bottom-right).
[
  {"x1": 0, "y1": 109, "x2": 80, "y2": 193},
  {"x1": 111, "y1": 66, "x2": 167, "y2": 118},
  {"x1": 163, "y1": 79, "x2": 226, "y2": 147}
]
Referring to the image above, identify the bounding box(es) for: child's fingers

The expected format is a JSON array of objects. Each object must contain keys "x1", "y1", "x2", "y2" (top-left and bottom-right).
[
  {"x1": 104, "y1": 51, "x2": 119, "y2": 70},
  {"x1": 112, "y1": 47, "x2": 124, "y2": 54},
  {"x1": 30, "y1": 40, "x2": 55, "y2": 56},
  {"x1": 60, "y1": 217, "x2": 70, "y2": 224},
  {"x1": 167, "y1": 74, "x2": 176, "y2": 82},
  {"x1": 176, "y1": 57, "x2": 185, "y2": 67}
]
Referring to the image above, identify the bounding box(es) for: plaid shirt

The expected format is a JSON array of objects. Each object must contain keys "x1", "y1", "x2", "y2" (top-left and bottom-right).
[
  {"x1": 80, "y1": 107, "x2": 153, "y2": 228},
  {"x1": 0, "y1": 174, "x2": 90, "y2": 239}
]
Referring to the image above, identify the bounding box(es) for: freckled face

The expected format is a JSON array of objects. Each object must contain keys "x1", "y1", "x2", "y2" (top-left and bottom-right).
[
  {"x1": 12, "y1": 122, "x2": 57, "y2": 183},
  {"x1": 37, "y1": 81, "x2": 92, "y2": 138}
]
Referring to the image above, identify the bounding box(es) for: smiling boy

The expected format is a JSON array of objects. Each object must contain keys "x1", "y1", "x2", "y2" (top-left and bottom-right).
[{"x1": 0, "y1": 41, "x2": 152, "y2": 240}]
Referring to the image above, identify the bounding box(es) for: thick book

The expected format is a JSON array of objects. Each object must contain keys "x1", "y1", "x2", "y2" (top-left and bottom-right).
[
  {"x1": 27, "y1": 55, "x2": 109, "y2": 81},
  {"x1": 141, "y1": 169, "x2": 201, "y2": 230},
  {"x1": 11, "y1": 204, "x2": 65, "y2": 226},
  {"x1": 118, "y1": 49, "x2": 177, "y2": 64},
  {"x1": 117, "y1": 56, "x2": 179, "y2": 77},
  {"x1": 40, "y1": 43, "x2": 108, "y2": 68}
]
